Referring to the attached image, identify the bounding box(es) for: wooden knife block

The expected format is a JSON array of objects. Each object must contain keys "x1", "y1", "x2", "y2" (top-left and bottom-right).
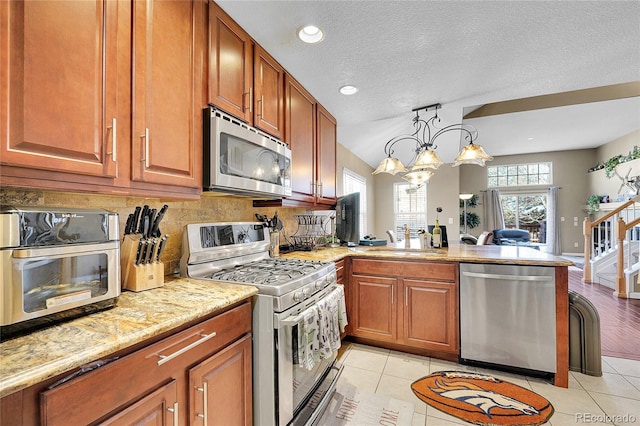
[{"x1": 121, "y1": 235, "x2": 164, "y2": 292}]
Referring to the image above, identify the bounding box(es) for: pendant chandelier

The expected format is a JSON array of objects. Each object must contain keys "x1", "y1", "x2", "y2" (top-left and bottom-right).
[{"x1": 372, "y1": 103, "x2": 493, "y2": 187}]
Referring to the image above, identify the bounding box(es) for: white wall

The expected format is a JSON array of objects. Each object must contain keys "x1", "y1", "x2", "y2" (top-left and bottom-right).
[
  {"x1": 589, "y1": 130, "x2": 640, "y2": 197},
  {"x1": 372, "y1": 165, "x2": 461, "y2": 240},
  {"x1": 336, "y1": 143, "x2": 375, "y2": 236}
]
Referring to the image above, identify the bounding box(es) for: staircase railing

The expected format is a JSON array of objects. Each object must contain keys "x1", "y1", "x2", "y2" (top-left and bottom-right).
[{"x1": 583, "y1": 195, "x2": 640, "y2": 298}]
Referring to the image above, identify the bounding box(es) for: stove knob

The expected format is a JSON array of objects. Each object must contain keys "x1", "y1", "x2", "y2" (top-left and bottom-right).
[
  {"x1": 293, "y1": 291, "x2": 304, "y2": 302},
  {"x1": 314, "y1": 280, "x2": 323, "y2": 290},
  {"x1": 303, "y1": 288, "x2": 312, "y2": 298}
]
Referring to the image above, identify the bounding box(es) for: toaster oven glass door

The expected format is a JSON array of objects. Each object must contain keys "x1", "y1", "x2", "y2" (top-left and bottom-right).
[{"x1": 16, "y1": 253, "x2": 110, "y2": 313}]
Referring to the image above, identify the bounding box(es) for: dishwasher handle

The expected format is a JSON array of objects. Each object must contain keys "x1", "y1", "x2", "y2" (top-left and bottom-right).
[{"x1": 461, "y1": 271, "x2": 553, "y2": 282}]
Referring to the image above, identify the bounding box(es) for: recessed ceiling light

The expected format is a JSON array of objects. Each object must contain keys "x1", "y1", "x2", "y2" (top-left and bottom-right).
[
  {"x1": 297, "y1": 25, "x2": 324, "y2": 44},
  {"x1": 339, "y1": 85, "x2": 358, "y2": 95},
  {"x1": 527, "y1": 137, "x2": 535, "y2": 141}
]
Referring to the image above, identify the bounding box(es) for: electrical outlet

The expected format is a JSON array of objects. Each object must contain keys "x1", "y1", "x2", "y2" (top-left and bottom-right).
[
  {"x1": 574, "y1": 242, "x2": 579, "y2": 247},
  {"x1": 561, "y1": 217, "x2": 565, "y2": 222},
  {"x1": 448, "y1": 217, "x2": 454, "y2": 224}
]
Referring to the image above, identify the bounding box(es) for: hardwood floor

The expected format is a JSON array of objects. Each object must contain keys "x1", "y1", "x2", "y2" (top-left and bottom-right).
[{"x1": 568, "y1": 266, "x2": 640, "y2": 361}]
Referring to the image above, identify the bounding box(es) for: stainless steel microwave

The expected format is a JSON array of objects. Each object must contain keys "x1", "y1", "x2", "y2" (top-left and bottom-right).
[{"x1": 203, "y1": 106, "x2": 292, "y2": 198}]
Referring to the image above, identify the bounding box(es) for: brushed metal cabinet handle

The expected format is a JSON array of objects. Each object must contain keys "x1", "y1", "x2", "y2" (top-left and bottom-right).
[
  {"x1": 167, "y1": 401, "x2": 179, "y2": 426},
  {"x1": 141, "y1": 128, "x2": 149, "y2": 168},
  {"x1": 156, "y1": 332, "x2": 217, "y2": 366},
  {"x1": 196, "y1": 382, "x2": 208, "y2": 424},
  {"x1": 107, "y1": 118, "x2": 117, "y2": 162}
]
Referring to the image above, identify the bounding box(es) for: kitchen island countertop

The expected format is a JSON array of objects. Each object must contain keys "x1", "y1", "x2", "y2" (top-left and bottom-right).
[
  {"x1": 0, "y1": 277, "x2": 257, "y2": 398},
  {"x1": 282, "y1": 242, "x2": 574, "y2": 267}
]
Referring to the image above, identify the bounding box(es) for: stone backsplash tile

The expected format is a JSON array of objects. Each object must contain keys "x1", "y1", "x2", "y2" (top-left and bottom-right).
[{"x1": 1, "y1": 188, "x2": 328, "y2": 276}]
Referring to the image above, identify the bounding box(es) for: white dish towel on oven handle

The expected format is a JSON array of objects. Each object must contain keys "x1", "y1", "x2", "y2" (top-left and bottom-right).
[
  {"x1": 295, "y1": 284, "x2": 348, "y2": 371},
  {"x1": 317, "y1": 285, "x2": 348, "y2": 361}
]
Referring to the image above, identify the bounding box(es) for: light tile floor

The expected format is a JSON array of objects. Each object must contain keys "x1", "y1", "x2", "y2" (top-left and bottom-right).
[{"x1": 335, "y1": 343, "x2": 640, "y2": 426}]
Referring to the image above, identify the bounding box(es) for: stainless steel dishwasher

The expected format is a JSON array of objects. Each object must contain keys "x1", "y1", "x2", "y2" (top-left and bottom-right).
[{"x1": 459, "y1": 263, "x2": 556, "y2": 374}]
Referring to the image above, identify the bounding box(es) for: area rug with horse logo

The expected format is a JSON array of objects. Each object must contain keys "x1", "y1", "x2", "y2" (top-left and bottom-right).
[{"x1": 411, "y1": 371, "x2": 554, "y2": 425}]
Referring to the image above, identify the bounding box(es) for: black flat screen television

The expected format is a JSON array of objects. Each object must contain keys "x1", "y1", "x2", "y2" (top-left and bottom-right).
[{"x1": 335, "y1": 192, "x2": 360, "y2": 245}]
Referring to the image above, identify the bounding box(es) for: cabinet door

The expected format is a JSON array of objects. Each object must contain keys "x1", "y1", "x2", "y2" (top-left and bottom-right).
[
  {"x1": 99, "y1": 379, "x2": 178, "y2": 426},
  {"x1": 253, "y1": 45, "x2": 284, "y2": 139},
  {"x1": 285, "y1": 74, "x2": 316, "y2": 203},
  {"x1": 189, "y1": 335, "x2": 252, "y2": 426},
  {"x1": 131, "y1": 0, "x2": 203, "y2": 188},
  {"x1": 208, "y1": 3, "x2": 253, "y2": 123},
  {"x1": 402, "y1": 279, "x2": 459, "y2": 353},
  {"x1": 316, "y1": 104, "x2": 337, "y2": 205},
  {"x1": 352, "y1": 275, "x2": 397, "y2": 342},
  {"x1": 1, "y1": 0, "x2": 118, "y2": 178}
]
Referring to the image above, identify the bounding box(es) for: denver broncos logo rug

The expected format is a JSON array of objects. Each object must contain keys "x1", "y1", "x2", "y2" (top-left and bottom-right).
[{"x1": 411, "y1": 371, "x2": 554, "y2": 425}]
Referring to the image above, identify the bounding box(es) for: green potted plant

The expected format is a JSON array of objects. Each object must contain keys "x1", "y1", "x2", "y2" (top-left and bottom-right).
[{"x1": 587, "y1": 195, "x2": 601, "y2": 214}]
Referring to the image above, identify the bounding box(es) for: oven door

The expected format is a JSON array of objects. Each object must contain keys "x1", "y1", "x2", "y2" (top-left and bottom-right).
[
  {"x1": 274, "y1": 285, "x2": 340, "y2": 426},
  {"x1": 1, "y1": 241, "x2": 120, "y2": 326}
]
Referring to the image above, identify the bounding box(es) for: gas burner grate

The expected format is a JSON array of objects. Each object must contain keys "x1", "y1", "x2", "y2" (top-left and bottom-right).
[{"x1": 205, "y1": 258, "x2": 329, "y2": 286}]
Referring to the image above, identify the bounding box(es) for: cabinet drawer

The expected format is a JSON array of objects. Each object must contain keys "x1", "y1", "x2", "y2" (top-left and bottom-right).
[
  {"x1": 40, "y1": 302, "x2": 251, "y2": 425},
  {"x1": 352, "y1": 258, "x2": 456, "y2": 281}
]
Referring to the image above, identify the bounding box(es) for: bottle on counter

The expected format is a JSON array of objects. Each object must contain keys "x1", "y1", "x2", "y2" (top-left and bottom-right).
[
  {"x1": 432, "y1": 219, "x2": 441, "y2": 248},
  {"x1": 404, "y1": 224, "x2": 410, "y2": 248}
]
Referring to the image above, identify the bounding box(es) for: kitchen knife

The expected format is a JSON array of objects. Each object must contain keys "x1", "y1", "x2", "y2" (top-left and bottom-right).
[
  {"x1": 146, "y1": 238, "x2": 157, "y2": 264},
  {"x1": 146, "y1": 208, "x2": 157, "y2": 238},
  {"x1": 124, "y1": 214, "x2": 134, "y2": 235},
  {"x1": 131, "y1": 206, "x2": 142, "y2": 234},
  {"x1": 140, "y1": 240, "x2": 150, "y2": 264},
  {"x1": 134, "y1": 239, "x2": 145, "y2": 265},
  {"x1": 137, "y1": 205, "x2": 149, "y2": 234},
  {"x1": 155, "y1": 235, "x2": 168, "y2": 262},
  {"x1": 150, "y1": 204, "x2": 168, "y2": 238}
]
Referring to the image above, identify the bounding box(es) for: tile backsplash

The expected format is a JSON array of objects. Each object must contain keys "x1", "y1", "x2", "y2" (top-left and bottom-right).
[{"x1": 1, "y1": 188, "x2": 323, "y2": 275}]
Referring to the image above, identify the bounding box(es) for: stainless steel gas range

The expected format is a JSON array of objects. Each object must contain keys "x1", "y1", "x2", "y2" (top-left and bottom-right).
[{"x1": 180, "y1": 222, "x2": 345, "y2": 426}]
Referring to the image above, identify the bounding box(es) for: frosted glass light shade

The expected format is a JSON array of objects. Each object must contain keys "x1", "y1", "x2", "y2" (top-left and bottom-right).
[
  {"x1": 402, "y1": 169, "x2": 434, "y2": 187},
  {"x1": 373, "y1": 157, "x2": 407, "y2": 175},
  {"x1": 453, "y1": 143, "x2": 494, "y2": 167},
  {"x1": 412, "y1": 149, "x2": 443, "y2": 170}
]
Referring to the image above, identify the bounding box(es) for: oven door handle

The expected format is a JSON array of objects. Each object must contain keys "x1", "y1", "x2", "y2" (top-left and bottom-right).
[{"x1": 277, "y1": 313, "x2": 304, "y2": 328}]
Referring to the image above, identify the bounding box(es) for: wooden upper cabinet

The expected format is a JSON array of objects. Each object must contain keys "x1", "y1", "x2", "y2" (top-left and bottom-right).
[
  {"x1": 282, "y1": 74, "x2": 337, "y2": 206},
  {"x1": 316, "y1": 104, "x2": 337, "y2": 205},
  {"x1": 131, "y1": 0, "x2": 204, "y2": 188},
  {"x1": 0, "y1": 0, "x2": 118, "y2": 179},
  {"x1": 253, "y1": 45, "x2": 284, "y2": 139},
  {"x1": 285, "y1": 74, "x2": 316, "y2": 203},
  {"x1": 208, "y1": 2, "x2": 253, "y2": 123}
]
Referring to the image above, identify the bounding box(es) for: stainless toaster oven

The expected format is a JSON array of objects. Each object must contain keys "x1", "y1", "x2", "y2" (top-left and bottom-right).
[{"x1": 1, "y1": 206, "x2": 120, "y2": 339}]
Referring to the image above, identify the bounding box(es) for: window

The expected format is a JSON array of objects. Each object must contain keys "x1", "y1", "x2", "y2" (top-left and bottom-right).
[
  {"x1": 488, "y1": 162, "x2": 552, "y2": 187},
  {"x1": 343, "y1": 168, "x2": 367, "y2": 236},
  {"x1": 502, "y1": 193, "x2": 547, "y2": 242},
  {"x1": 394, "y1": 182, "x2": 427, "y2": 241}
]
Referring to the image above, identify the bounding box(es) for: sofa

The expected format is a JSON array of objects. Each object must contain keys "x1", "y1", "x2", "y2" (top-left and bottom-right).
[{"x1": 492, "y1": 228, "x2": 540, "y2": 250}]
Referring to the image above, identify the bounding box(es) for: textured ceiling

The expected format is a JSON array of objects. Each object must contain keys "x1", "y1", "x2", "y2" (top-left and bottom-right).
[{"x1": 217, "y1": 1, "x2": 640, "y2": 168}]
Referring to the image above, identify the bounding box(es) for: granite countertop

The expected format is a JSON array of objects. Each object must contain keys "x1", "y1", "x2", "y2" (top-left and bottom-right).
[
  {"x1": 0, "y1": 277, "x2": 257, "y2": 398},
  {"x1": 282, "y1": 242, "x2": 574, "y2": 267}
]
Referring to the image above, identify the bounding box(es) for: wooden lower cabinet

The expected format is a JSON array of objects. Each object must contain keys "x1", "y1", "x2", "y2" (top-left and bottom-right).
[
  {"x1": 352, "y1": 274, "x2": 397, "y2": 342},
  {"x1": 403, "y1": 279, "x2": 458, "y2": 352},
  {"x1": 350, "y1": 258, "x2": 459, "y2": 356},
  {"x1": 189, "y1": 335, "x2": 252, "y2": 426},
  {"x1": 99, "y1": 379, "x2": 179, "y2": 425},
  {"x1": 3, "y1": 302, "x2": 252, "y2": 426}
]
